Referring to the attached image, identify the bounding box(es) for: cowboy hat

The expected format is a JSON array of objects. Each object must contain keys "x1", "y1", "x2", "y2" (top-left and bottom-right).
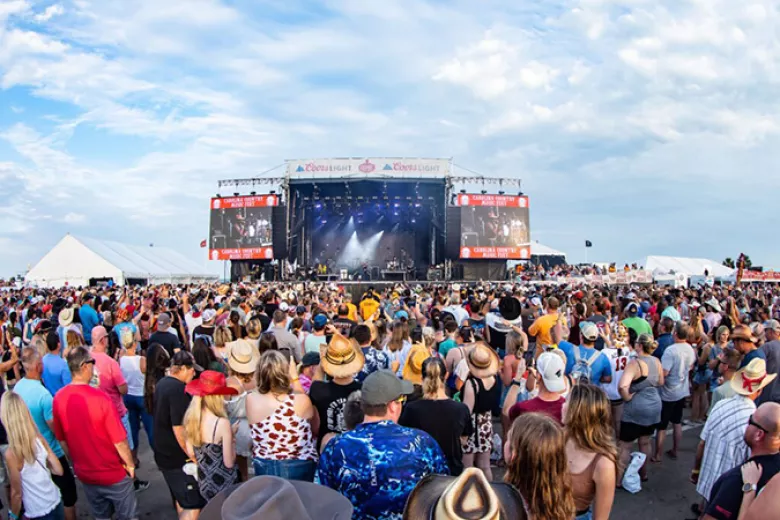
[
  {"x1": 200, "y1": 476, "x2": 353, "y2": 520},
  {"x1": 402, "y1": 343, "x2": 431, "y2": 385},
  {"x1": 227, "y1": 339, "x2": 261, "y2": 375},
  {"x1": 731, "y1": 358, "x2": 777, "y2": 396},
  {"x1": 186, "y1": 370, "x2": 238, "y2": 397},
  {"x1": 403, "y1": 467, "x2": 526, "y2": 520},
  {"x1": 466, "y1": 344, "x2": 499, "y2": 379},
  {"x1": 498, "y1": 297, "x2": 521, "y2": 322},
  {"x1": 58, "y1": 307, "x2": 74, "y2": 327},
  {"x1": 731, "y1": 324, "x2": 758, "y2": 344},
  {"x1": 705, "y1": 297, "x2": 722, "y2": 312},
  {"x1": 321, "y1": 333, "x2": 365, "y2": 378}
]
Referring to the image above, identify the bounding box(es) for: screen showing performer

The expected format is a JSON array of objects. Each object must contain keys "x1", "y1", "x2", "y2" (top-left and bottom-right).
[
  {"x1": 209, "y1": 195, "x2": 277, "y2": 260},
  {"x1": 458, "y1": 194, "x2": 531, "y2": 259}
]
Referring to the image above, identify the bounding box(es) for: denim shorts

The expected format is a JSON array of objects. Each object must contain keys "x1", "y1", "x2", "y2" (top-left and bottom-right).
[{"x1": 252, "y1": 458, "x2": 316, "y2": 482}]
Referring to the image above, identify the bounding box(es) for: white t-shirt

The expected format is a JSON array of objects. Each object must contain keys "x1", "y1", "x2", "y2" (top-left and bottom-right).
[
  {"x1": 660, "y1": 342, "x2": 696, "y2": 402},
  {"x1": 600, "y1": 347, "x2": 634, "y2": 401}
]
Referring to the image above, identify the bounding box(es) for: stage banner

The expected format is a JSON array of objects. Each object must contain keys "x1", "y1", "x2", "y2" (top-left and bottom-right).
[
  {"x1": 209, "y1": 195, "x2": 278, "y2": 260},
  {"x1": 286, "y1": 157, "x2": 450, "y2": 178},
  {"x1": 742, "y1": 271, "x2": 780, "y2": 282},
  {"x1": 458, "y1": 194, "x2": 530, "y2": 260}
]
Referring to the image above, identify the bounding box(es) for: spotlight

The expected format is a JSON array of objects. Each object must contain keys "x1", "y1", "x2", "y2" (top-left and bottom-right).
[
  {"x1": 411, "y1": 218, "x2": 416, "y2": 223},
  {"x1": 315, "y1": 203, "x2": 322, "y2": 210},
  {"x1": 233, "y1": 192, "x2": 240, "y2": 197}
]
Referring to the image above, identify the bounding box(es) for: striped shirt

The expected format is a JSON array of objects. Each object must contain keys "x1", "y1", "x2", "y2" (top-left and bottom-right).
[{"x1": 697, "y1": 395, "x2": 754, "y2": 500}]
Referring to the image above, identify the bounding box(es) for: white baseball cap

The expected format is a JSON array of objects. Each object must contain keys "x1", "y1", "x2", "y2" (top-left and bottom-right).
[{"x1": 537, "y1": 352, "x2": 565, "y2": 393}]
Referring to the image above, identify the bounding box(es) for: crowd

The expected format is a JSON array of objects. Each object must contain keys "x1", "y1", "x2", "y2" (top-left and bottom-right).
[{"x1": 0, "y1": 279, "x2": 779, "y2": 519}]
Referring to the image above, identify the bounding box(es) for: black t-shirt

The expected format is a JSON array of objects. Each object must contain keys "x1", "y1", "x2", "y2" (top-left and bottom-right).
[
  {"x1": 192, "y1": 325, "x2": 215, "y2": 345},
  {"x1": 309, "y1": 380, "x2": 362, "y2": 442},
  {"x1": 153, "y1": 376, "x2": 192, "y2": 470},
  {"x1": 399, "y1": 399, "x2": 472, "y2": 476},
  {"x1": 705, "y1": 453, "x2": 780, "y2": 520},
  {"x1": 149, "y1": 331, "x2": 182, "y2": 358},
  {"x1": 332, "y1": 318, "x2": 357, "y2": 338}
]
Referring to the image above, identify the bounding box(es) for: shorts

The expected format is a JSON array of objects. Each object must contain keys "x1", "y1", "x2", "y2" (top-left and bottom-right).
[
  {"x1": 0, "y1": 444, "x2": 8, "y2": 485},
  {"x1": 619, "y1": 421, "x2": 656, "y2": 443},
  {"x1": 82, "y1": 477, "x2": 138, "y2": 520},
  {"x1": 658, "y1": 398, "x2": 686, "y2": 429},
  {"x1": 51, "y1": 456, "x2": 78, "y2": 507},
  {"x1": 162, "y1": 468, "x2": 207, "y2": 510}
]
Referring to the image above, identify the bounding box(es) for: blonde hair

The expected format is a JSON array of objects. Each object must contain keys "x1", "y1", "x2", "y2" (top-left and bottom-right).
[
  {"x1": 505, "y1": 413, "x2": 575, "y2": 520},
  {"x1": 214, "y1": 326, "x2": 232, "y2": 348},
  {"x1": 66, "y1": 330, "x2": 83, "y2": 349},
  {"x1": 0, "y1": 392, "x2": 40, "y2": 465},
  {"x1": 183, "y1": 395, "x2": 227, "y2": 448},
  {"x1": 255, "y1": 350, "x2": 291, "y2": 395},
  {"x1": 421, "y1": 358, "x2": 445, "y2": 398},
  {"x1": 387, "y1": 322, "x2": 407, "y2": 353},
  {"x1": 120, "y1": 327, "x2": 135, "y2": 349},
  {"x1": 506, "y1": 331, "x2": 525, "y2": 357},
  {"x1": 564, "y1": 384, "x2": 619, "y2": 468}
]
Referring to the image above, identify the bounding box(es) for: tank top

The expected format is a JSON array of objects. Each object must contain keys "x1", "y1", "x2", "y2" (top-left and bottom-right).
[
  {"x1": 622, "y1": 355, "x2": 662, "y2": 426},
  {"x1": 195, "y1": 419, "x2": 239, "y2": 501},
  {"x1": 119, "y1": 356, "x2": 145, "y2": 397},
  {"x1": 571, "y1": 454, "x2": 601, "y2": 514},
  {"x1": 20, "y1": 440, "x2": 61, "y2": 518},
  {"x1": 468, "y1": 376, "x2": 500, "y2": 415},
  {"x1": 250, "y1": 395, "x2": 317, "y2": 462}
]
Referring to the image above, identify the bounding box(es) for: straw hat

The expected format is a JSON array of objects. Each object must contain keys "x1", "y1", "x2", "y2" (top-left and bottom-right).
[
  {"x1": 732, "y1": 324, "x2": 759, "y2": 344},
  {"x1": 466, "y1": 344, "x2": 499, "y2": 379},
  {"x1": 321, "y1": 333, "x2": 365, "y2": 378},
  {"x1": 731, "y1": 358, "x2": 777, "y2": 396},
  {"x1": 402, "y1": 343, "x2": 431, "y2": 385},
  {"x1": 58, "y1": 307, "x2": 74, "y2": 327},
  {"x1": 227, "y1": 339, "x2": 261, "y2": 375},
  {"x1": 403, "y1": 467, "x2": 526, "y2": 520}
]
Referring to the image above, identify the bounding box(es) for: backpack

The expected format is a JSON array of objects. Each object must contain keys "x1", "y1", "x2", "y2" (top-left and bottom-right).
[{"x1": 571, "y1": 346, "x2": 600, "y2": 384}]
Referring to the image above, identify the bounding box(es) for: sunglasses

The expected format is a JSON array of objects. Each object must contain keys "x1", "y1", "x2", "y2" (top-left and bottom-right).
[
  {"x1": 749, "y1": 415, "x2": 770, "y2": 435},
  {"x1": 396, "y1": 395, "x2": 407, "y2": 405},
  {"x1": 81, "y1": 359, "x2": 96, "y2": 368}
]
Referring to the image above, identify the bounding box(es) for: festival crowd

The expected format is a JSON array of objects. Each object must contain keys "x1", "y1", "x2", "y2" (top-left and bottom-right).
[{"x1": 0, "y1": 279, "x2": 779, "y2": 520}]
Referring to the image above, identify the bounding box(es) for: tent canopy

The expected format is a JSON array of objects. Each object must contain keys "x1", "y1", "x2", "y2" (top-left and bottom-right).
[
  {"x1": 25, "y1": 235, "x2": 218, "y2": 288},
  {"x1": 641, "y1": 256, "x2": 734, "y2": 278},
  {"x1": 531, "y1": 242, "x2": 566, "y2": 258}
]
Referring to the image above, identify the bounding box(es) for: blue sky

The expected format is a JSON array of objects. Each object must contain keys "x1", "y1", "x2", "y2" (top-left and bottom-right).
[{"x1": 1, "y1": 0, "x2": 779, "y2": 277}]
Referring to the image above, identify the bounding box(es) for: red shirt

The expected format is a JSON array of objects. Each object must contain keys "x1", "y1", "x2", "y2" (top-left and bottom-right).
[
  {"x1": 508, "y1": 396, "x2": 565, "y2": 424},
  {"x1": 53, "y1": 384, "x2": 127, "y2": 485}
]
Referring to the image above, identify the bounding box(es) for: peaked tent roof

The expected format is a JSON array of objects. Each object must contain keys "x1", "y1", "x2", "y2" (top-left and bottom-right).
[
  {"x1": 531, "y1": 242, "x2": 567, "y2": 257},
  {"x1": 641, "y1": 255, "x2": 734, "y2": 277}
]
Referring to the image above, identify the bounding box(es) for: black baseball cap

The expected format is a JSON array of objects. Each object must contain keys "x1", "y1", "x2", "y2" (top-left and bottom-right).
[{"x1": 172, "y1": 351, "x2": 204, "y2": 371}]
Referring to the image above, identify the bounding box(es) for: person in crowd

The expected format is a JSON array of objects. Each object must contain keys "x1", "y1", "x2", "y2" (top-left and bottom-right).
[
  {"x1": 78, "y1": 294, "x2": 100, "y2": 345},
  {"x1": 192, "y1": 308, "x2": 217, "y2": 346},
  {"x1": 567, "y1": 322, "x2": 612, "y2": 384},
  {"x1": 762, "y1": 319, "x2": 780, "y2": 374},
  {"x1": 268, "y1": 310, "x2": 302, "y2": 362},
  {"x1": 118, "y1": 328, "x2": 152, "y2": 471},
  {"x1": 153, "y1": 351, "x2": 205, "y2": 518},
  {"x1": 563, "y1": 384, "x2": 617, "y2": 520},
  {"x1": 332, "y1": 304, "x2": 357, "y2": 338},
  {"x1": 13, "y1": 348, "x2": 78, "y2": 520},
  {"x1": 617, "y1": 333, "x2": 663, "y2": 484},
  {"x1": 247, "y1": 351, "x2": 318, "y2": 481},
  {"x1": 318, "y1": 370, "x2": 448, "y2": 519},
  {"x1": 52, "y1": 347, "x2": 138, "y2": 520},
  {"x1": 142, "y1": 343, "x2": 170, "y2": 427},
  {"x1": 443, "y1": 326, "x2": 476, "y2": 393},
  {"x1": 224, "y1": 339, "x2": 260, "y2": 482},
  {"x1": 304, "y1": 314, "x2": 329, "y2": 354},
  {"x1": 192, "y1": 337, "x2": 225, "y2": 374},
  {"x1": 112, "y1": 308, "x2": 140, "y2": 353},
  {"x1": 709, "y1": 348, "x2": 742, "y2": 413},
  {"x1": 182, "y1": 370, "x2": 239, "y2": 501},
  {"x1": 599, "y1": 324, "x2": 633, "y2": 437},
  {"x1": 733, "y1": 324, "x2": 766, "y2": 369},
  {"x1": 504, "y1": 412, "x2": 576, "y2": 520},
  {"x1": 461, "y1": 343, "x2": 500, "y2": 479},
  {"x1": 1, "y1": 392, "x2": 65, "y2": 520},
  {"x1": 355, "y1": 324, "x2": 390, "y2": 383},
  {"x1": 257, "y1": 331, "x2": 278, "y2": 355},
  {"x1": 622, "y1": 302, "x2": 652, "y2": 337},
  {"x1": 508, "y1": 351, "x2": 566, "y2": 424},
  {"x1": 309, "y1": 333, "x2": 364, "y2": 445},
  {"x1": 42, "y1": 332, "x2": 70, "y2": 396},
  {"x1": 298, "y1": 351, "x2": 319, "y2": 394},
  {"x1": 401, "y1": 342, "x2": 431, "y2": 402},
  {"x1": 400, "y1": 357, "x2": 472, "y2": 476},
  {"x1": 654, "y1": 321, "x2": 696, "y2": 463},
  {"x1": 437, "y1": 320, "x2": 459, "y2": 359},
  {"x1": 653, "y1": 317, "x2": 675, "y2": 360},
  {"x1": 385, "y1": 320, "x2": 412, "y2": 377},
  {"x1": 529, "y1": 296, "x2": 563, "y2": 352},
  {"x1": 148, "y1": 313, "x2": 182, "y2": 357},
  {"x1": 702, "y1": 402, "x2": 780, "y2": 520},
  {"x1": 691, "y1": 358, "x2": 776, "y2": 517},
  {"x1": 212, "y1": 325, "x2": 233, "y2": 366}
]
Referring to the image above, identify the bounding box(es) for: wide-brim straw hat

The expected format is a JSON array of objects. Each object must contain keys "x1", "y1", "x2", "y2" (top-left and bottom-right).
[
  {"x1": 731, "y1": 324, "x2": 759, "y2": 344},
  {"x1": 403, "y1": 467, "x2": 526, "y2": 520},
  {"x1": 226, "y1": 339, "x2": 261, "y2": 375},
  {"x1": 467, "y1": 344, "x2": 499, "y2": 379},
  {"x1": 321, "y1": 333, "x2": 365, "y2": 378},
  {"x1": 731, "y1": 358, "x2": 777, "y2": 396},
  {"x1": 402, "y1": 343, "x2": 431, "y2": 385}
]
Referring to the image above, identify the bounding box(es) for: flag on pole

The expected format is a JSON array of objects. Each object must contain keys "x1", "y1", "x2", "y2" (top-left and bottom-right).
[
  {"x1": 585, "y1": 240, "x2": 593, "y2": 248},
  {"x1": 200, "y1": 239, "x2": 207, "y2": 248}
]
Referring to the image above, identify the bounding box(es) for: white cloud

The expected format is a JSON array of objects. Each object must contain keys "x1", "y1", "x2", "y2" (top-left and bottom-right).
[
  {"x1": 34, "y1": 3, "x2": 64, "y2": 22},
  {"x1": 63, "y1": 212, "x2": 86, "y2": 224},
  {"x1": 0, "y1": 1, "x2": 28, "y2": 22}
]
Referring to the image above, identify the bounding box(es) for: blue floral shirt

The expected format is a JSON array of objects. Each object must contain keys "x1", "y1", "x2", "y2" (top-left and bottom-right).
[
  {"x1": 318, "y1": 420, "x2": 448, "y2": 520},
  {"x1": 357, "y1": 347, "x2": 391, "y2": 383}
]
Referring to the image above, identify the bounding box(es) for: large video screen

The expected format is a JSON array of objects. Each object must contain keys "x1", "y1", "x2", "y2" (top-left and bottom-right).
[
  {"x1": 209, "y1": 195, "x2": 278, "y2": 260},
  {"x1": 458, "y1": 194, "x2": 530, "y2": 259}
]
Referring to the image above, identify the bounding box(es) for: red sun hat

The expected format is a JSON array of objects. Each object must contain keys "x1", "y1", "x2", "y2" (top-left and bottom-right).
[{"x1": 185, "y1": 370, "x2": 239, "y2": 397}]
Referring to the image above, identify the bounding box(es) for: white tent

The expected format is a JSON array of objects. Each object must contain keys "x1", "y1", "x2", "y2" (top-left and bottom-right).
[
  {"x1": 531, "y1": 242, "x2": 567, "y2": 258},
  {"x1": 641, "y1": 256, "x2": 734, "y2": 278},
  {"x1": 25, "y1": 235, "x2": 218, "y2": 288}
]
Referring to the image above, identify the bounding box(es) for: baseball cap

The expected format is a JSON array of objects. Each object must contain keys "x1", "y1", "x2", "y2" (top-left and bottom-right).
[
  {"x1": 362, "y1": 370, "x2": 414, "y2": 406},
  {"x1": 157, "y1": 312, "x2": 172, "y2": 328},
  {"x1": 279, "y1": 302, "x2": 289, "y2": 312},
  {"x1": 313, "y1": 314, "x2": 328, "y2": 329},
  {"x1": 579, "y1": 321, "x2": 599, "y2": 342},
  {"x1": 764, "y1": 320, "x2": 780, "y2": 333},
  {"x1": 537, "y1": 352, "x2": 565, "y2": 393},
  {"x1": 394, "y1": 310, "x2": 409, "y2": 321},
  {"x1": 301, "y1": 352, "x2": 320, "y2": 368},
  {"x1": 202, "y1": 309, "x2": 217, "y2": 323},
  {"x1": 296, "y1": 305, "x2": 306, "y2": 314},
  {"x1": 172, "y1": 351, "x2": 204, "y2": 371}
]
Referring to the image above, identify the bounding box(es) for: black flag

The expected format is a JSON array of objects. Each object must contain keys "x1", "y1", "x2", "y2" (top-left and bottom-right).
[{"x1": 585, "y1": 240, "x2": 593, "y2": 248}]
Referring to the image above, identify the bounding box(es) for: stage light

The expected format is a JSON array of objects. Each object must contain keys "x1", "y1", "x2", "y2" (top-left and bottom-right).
[
  {"x1": 411, "y1": 218, "x2": 416, "y2": 223},
  {"x1": 315, "y1": 203, "x2": 322, "y2": 210},
  {"x1": 394, "y1": 203, "x2": 400, "y2": 208},
  {"x1": 414, "y1": 203, "x2": 421, "y2": 208},
  {"x1": 233, "y1": 192, "x2": 240, "y2": 197}
]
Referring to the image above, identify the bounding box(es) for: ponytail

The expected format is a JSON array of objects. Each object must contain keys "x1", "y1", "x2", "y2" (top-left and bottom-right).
[{"x1": 422, "y1": 357, "x2": 446, "y2": 398}]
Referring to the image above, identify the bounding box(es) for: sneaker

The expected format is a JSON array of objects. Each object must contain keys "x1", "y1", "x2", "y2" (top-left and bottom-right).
[{"x1": 134, "y1": 479, "x2": 150, "y2": 493}]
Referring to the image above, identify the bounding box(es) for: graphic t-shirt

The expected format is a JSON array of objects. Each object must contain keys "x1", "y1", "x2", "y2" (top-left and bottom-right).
[
  {"x1": 357, "y1": 347, "x2": 390, "y2": 383},
  {"x1": 318, "y1": 420, "x2": 448, "y2": 520},
  {"x1": 309, "y1": 380, "x2": 362, "y2": 442}
]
